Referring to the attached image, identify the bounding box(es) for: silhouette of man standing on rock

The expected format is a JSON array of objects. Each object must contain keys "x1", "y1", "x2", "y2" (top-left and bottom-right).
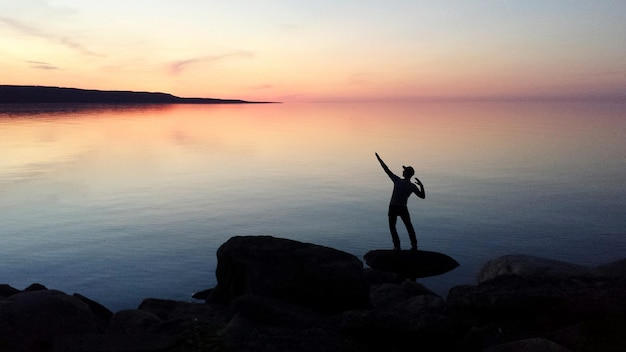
[{"x1": 376, "y1": 153, "x2": 425, "y2": 251}]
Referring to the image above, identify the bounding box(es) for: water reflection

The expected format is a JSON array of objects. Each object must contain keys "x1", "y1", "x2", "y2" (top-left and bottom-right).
[{"x1": 1, "y1": 101, "x2": 625, "y2": 310}]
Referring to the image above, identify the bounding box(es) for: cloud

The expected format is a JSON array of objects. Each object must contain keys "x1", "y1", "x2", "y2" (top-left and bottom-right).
[
  {"x1": 0, "y1": 17, "x2": 44, "y2": 36},
  {"x1": 0, "y1": 16, "x2": 100, "y2": 57},
  {"x1": 168, "y1": 50, "x2": 255, "y2": 75},
  {"x1": 27, "y1": 60, "x2": 58, "y2": 70}
]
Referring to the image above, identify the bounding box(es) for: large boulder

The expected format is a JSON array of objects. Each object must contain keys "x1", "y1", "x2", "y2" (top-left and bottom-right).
[
  {"x1": 0, "y1": 289, "x2": 98, "y2": 351},
  {"x1": 477, "y1": 255, "x2": 592, "y2": 283},
  {"x1": 212, "y1": 236, "x2": 369, "y2": 313}
]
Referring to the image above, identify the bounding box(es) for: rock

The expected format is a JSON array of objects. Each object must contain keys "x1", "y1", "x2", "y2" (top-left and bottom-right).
[
  {"x1": 451, "y1": 274, "x2": 626, "y2": 315},
  {"x1": 477, "y1": 255, "x2": 592, "y2": 283},
  {"x1": 0, "y1": 284, "x2": 20, "y2": 297},
  {"x1": 0, "y1": 289, "x2": 98, "y2": 351},
  {"x1": 73, "y1": 293, "x2": 114, "y2": 332},
  {"x1": 0, "y1": 248, "x2": 622, "y2": 351},
  {"x1": 594, "y1": 258, "x2": 626, "y2": 278},
  {"x1": 364, "y1": 249, "x2": 459, "y2": 279},
  {"x1": 137, "y1": 298, "x2": 231, "y2": 334},
  {"x1": 448, "y1": 274, "x2": 626, "y2": 351},
  {"x1": 221, "y1": 314, "x2": 260, "y2": 350},
  {"x1": 191, "y1": 287, "x2": 213, "y2": 300},
  {"x1": 483, "y1": 337, "x2": 572, "y2": 352},
  {"x1": 369, "y1": 280, "x2": 436, "y2": 309},
  {"x1": 363, "y1": 267, "x2": 405, "y2": 285},
  {"x1": 53, "y1": 333, "x2": 176, "y2": 352},
  {"x1": 107, "y1": 309, "x2": 163, "y2": 334},
  {"x1": 222, "y1": 312, "x2": 344, "y2": 352},
  {"x1": 342, "y1": 295, "x2": 448, "y2": 332},
  {"x1": 341, "y1": 294, "x2": 454, "y2": 351},
  {"x1": 370, "y1": 283, "x2": 412, "y2": 309},
  {"x1": 211, "y1": 235, "x2": 369, "y2": 313},
  {"x1": 24, "y1": 282, "x2": 48, "y2": 291},
  {"x1": 230, "y1": 294, "x2": 331, "y2": 328},
  {"x1": 221, "y1": 294, "x2": 345, "y2": 352}
]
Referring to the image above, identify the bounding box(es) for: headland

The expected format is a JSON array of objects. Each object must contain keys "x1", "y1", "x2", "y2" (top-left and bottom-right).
[{"x1": 0, "y1": 85, "x2": 278, "y2": 104}]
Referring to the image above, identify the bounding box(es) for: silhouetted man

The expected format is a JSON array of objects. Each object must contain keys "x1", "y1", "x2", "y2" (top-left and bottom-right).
[{"x1": 375, "y1": 153, "x2": 425, "y2": 251}]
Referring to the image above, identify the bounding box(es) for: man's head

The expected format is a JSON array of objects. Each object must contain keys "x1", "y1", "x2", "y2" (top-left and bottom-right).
[{"x1": 402, "y1": 166, "x2": 415, "y2": 178}]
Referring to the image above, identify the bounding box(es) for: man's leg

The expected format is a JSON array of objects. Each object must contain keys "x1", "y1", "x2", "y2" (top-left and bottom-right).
[
  {"x1": 399, "y1": 210, "x2": 418, "y2": 250},
  {"x1": 388, "y1": 207, "x2": 401, "y2": 250}
]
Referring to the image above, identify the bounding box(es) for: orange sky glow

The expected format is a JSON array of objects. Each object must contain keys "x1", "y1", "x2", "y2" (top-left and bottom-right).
[{"x1": 1, "y1": 1, "x2": 625, "y2": 102}]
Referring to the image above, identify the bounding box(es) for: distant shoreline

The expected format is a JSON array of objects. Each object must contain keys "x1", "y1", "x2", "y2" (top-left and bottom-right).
[{"x1": 0, "y1": 85, "x2": 278, "y2": 104}]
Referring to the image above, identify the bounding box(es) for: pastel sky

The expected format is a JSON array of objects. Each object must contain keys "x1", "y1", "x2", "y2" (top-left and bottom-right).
[{"x1": 1, "y1": 1, "x2": 625, "y2": 102}]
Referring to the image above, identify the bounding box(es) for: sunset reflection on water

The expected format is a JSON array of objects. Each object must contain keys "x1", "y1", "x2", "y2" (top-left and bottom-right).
[{"x1": 1, "y1": 101, "x2": 624, "y2": 310}]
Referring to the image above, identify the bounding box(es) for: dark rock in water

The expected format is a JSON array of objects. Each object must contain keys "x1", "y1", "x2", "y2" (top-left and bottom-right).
[
  {"x1": 0, "y1": 284, "x2": 20, "y2": 297},
  {"x1": 24, "y1": 282, "x2": 48, "y2": 291},
  {"x1": 73, "y1": 293, "x2": 114, "y2": 332},
  {"x1": 594, "y1": 258, "x2": 626, "y2": 278},
  {"x1": 0, "y1": 289, "x2": 98, "y2": 351},
  {"x1": 191, "y1": 287, "x2": 214, "y2": 300},
  {"x1": 212, "y1": 235, "x2": 369, "y2": 313},
  {"x1": 477, "y1": 255, "x2": 592, "y2": 283},
  {"x1": 364, "y1": 249, "x2": 459, "y2": 279}
]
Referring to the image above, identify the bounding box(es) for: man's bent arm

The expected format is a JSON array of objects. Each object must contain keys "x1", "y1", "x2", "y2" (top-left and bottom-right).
[{"x1": 414, "y1": 178, "x2": 426, "y2": 199}]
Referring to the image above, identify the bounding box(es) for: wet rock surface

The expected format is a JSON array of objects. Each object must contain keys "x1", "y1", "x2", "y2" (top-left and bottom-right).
[{"x1": 1, "y1": 237, "x2": 625, "y2": 351}]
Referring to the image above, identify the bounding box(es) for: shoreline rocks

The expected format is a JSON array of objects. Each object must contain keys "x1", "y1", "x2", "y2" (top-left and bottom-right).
[
  {"x1": 477, "y1": 255, "x2": 594, "y2": 283},
  {"x1": 211, "y1": 236, "x2": 370, "y2": 313},
  {"x1": 1, "y1": 236, "x2": 625, "y2": 351}
]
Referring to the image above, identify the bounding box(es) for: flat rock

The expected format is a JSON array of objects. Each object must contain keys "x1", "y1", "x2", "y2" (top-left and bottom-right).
[{"x1": 364, "y1": 249, "x2": 459, "y2": 279}]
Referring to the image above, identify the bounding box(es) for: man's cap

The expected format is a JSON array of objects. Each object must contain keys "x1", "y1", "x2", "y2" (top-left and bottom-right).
[{"x1": 402, "y1": 166, "x2": 415, "y2": 176}]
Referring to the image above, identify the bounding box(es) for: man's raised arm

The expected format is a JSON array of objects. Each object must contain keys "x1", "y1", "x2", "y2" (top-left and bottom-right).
[{"x1": 375, "y1": 152, "x2": 394, "y2": 178}]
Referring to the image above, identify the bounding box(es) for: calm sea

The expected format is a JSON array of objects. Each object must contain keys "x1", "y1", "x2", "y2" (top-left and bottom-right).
[{"x1": 1, "y1": 101, "x2": 625, "y2": 311}]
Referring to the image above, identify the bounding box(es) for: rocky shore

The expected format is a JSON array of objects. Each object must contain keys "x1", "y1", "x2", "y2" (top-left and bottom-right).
[{"x1": 2, "y1": 235, "x2": 624, "y2": 351}]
